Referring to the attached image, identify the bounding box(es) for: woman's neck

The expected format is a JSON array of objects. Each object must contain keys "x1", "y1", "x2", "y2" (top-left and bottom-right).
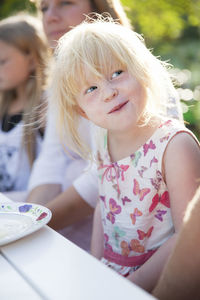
[
  {"x1": 8, "y1": 83, "x2": 27, "y2": 115},
  {"x1": 107, "y1": 116, "x2": 161, "y2": 162}
]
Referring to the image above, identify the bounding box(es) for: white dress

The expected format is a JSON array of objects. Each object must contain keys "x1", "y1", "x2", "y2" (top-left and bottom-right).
[{"x1": 0, "y1": 120, "x2": 42, "y2": 192}]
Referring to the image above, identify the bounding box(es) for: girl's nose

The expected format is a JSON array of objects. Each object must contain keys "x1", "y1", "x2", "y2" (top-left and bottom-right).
[{"x1": 104, "y1": 88, "x2": 119, "y2": 102}]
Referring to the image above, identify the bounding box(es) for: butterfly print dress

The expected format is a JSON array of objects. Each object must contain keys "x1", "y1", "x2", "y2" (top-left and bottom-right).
[{"x1": 96, "y1": 118, "x2": 198, "y2": 276}]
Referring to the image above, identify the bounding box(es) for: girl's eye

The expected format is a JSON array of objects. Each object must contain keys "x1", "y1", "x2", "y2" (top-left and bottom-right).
[
  {"x1": 85, "y1": 86, "x2": 97, "y2": 94},
  {"x1": 111, "y1": 70, "x2": 123, "y2": 79}
]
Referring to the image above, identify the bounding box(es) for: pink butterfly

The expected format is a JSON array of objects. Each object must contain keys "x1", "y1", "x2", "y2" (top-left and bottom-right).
[
  {"x1": 130, "y1": 207, "x2": 143, "y2": 225},
  {"x1": 150, "y1": 156, "x2": 158, "y2": 167},
  {"x1": 160, "y1": 132, "x2": 170, "y2": 143},
  {"x1": 118, "y1": 164, "x2": 129, "y2": 181},
  {"x1": 159, "y1": 120, "x2": 172, "y2": 128},
  {"x1": 106, "y1": 198, "x2": 121, "y2": 224},
  {"x1": 138, "y1": 166, "x2": 148, "y2": 177},
  {"x1": 149, "y1": 191, "x2": 170, "y2": 213},
  {"x1": 133, "y1": 179, "x2": 151, "y2": 201},
  {"x1": 150, "y1": 170, "x2": 162, "y2": 190},
  {"x1": 143, "y1": 140, "x2": 156, "y2": 156},
  {"x1": 155, "y1": 209, "x2": 167, "y2": 221},
  {"x1": 137, "y1": 226, "x2": 154, "y2": 240},
  {"x1": 122, "y1": 196, "x2": 131, "y2": 206}
]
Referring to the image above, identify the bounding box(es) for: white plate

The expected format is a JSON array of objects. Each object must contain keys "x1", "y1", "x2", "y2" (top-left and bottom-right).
[{"x1": 0, "y1": 202, "x2": 52, "y2": 246}]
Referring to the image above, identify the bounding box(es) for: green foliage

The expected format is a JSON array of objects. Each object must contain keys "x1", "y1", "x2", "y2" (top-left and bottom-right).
[
  {"x1": 122, "y1": 0, "x2": 200, "y2": 43},
  {"x1": 0, "y1": 0, "x2": 36, "y2": 20}
]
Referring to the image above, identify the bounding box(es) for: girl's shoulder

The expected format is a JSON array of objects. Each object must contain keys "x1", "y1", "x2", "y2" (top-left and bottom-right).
[
  {"x1": 148, "y1": 117, "x2": 199, "y2": 167},
  {"x1": 159, "y1": 117, "x2": 200, "y2": 171},
  {"x1": 158, "y1": 117, "x2": 199, "y2": 145}
]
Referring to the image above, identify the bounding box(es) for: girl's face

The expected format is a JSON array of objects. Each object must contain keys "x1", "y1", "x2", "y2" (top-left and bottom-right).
[
  {"x1": 76, "y1": 68, "x2": 147, "y2": 133},
  {"x1": 0, "y1": 40, "x2": 33, "y2": 91},
  {"x1": 40, "y1": 0, "x2": 93, "y2": 47}
]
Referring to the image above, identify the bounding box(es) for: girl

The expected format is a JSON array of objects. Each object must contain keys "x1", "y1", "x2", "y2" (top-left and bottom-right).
[
  {"x1": 28, "y1": 1, "x2": 182, "y2": 212},
  {"x1": 27, "y1": 0, "x2": 134, "y2": 252},
  {"x1": 28, "y1": 0, "x2": 132, "y2": 204},
  {"x1": 0, "y1": 14, "x2": 49, "y2": 193},
  {"x1": 49, "y1": 17, "x2": 200, "y2": 291}
]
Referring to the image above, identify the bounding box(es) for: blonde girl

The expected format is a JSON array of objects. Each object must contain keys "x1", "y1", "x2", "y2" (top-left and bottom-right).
[
  {"x1": 0, "y1": 14, "x2": 49, "y2": 192},
  {"x1": 27, "y1": 1, "x2": 182, "y2": 252},
  {"x1": 50, "y1": 17, "x2": 200, "y2": 292}
]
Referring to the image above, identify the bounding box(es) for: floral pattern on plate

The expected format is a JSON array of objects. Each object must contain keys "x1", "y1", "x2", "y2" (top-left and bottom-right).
[{"x1": 0, "y1": 202, "x2": 52, "y2": 246}]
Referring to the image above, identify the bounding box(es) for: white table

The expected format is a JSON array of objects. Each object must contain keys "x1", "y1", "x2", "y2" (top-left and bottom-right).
[{"x1": 0, "y1": 195, "x2": 156, "y2": 300}]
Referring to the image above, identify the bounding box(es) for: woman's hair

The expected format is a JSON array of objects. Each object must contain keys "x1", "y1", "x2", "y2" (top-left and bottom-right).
[
  {"x1": 50, "y1": 16, "x2": 176, "y2": 159},
  {"x1": 31, "y1": 0, "x2": 131, "y2": 28},
  {"x1": 0, "y1": 14, "x2": 50, "y2": 166}
]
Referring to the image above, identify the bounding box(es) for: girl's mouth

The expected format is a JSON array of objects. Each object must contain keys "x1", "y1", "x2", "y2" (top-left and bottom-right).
[{"x1": 108, "y1": 101, "x2": 129, "y2": 114}]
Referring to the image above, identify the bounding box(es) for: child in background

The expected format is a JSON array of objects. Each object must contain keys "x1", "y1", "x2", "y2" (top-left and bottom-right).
[
  {"x1": 49, "y1": 16, "x2": 200, "y2": 292},
  {"x1": 0, "y1": 14, "x2": 49, "y2": 193}
]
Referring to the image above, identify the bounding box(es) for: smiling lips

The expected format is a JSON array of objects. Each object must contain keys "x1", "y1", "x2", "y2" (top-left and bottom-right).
[{"x1": 108, "y1": 101, "x2": 129, "y2": 114}]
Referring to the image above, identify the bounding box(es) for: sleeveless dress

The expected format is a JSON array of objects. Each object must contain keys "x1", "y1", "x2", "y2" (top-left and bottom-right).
[{"x1": 96, "y1": 118, "x2": 198, "y2": 276}]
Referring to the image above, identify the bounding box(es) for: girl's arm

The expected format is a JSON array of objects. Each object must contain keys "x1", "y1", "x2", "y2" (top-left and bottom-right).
[
  {"x1": 128, "y1": 132, "x2": 200, "y2": 292},
  {"x1": 91, "y1": 201, "x2": 104, "y2": 259},
  {"x1": 152, "y1": 186, "x2": 200, "y2": 300}
]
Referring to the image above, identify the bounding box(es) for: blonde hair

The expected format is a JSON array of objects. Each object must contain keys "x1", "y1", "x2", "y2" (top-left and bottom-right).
[
  {"x1": 31, "y1": 0, "x2": 131, "y2": 28},
  {"x1": 51, "y1": 16, "x2": 176, "y2": 159},
  {"x1": 0, "y1": 14, "x2": 50, "y2": 166}
]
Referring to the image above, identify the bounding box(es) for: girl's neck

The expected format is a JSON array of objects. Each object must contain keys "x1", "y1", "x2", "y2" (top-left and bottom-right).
[
  {"x1": 107, "y1": 116, "x2": 161, "y2": 162},
  {"x1": 8, "y1": 83, "x2": 27, "y2": 115}
]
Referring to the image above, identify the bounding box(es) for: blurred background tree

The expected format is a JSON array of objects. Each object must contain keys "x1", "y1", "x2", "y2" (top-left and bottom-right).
[
  {"x1": 0, "y1": 0, "x2": 200, "y2": 137},
  {"x1": 0, "y1": 0, "x2": 36, "y2": 18},
  {"x1": 121, "y1": 0, "x2": 200, "y2": 137}
]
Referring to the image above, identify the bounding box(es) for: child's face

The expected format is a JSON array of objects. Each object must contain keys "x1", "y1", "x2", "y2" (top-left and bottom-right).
[
  {"x1": 76, "y1": 68, "x2": 147, "y2": 132},
  {"x1": 40, "y1": 0, "x2": 92, "y2": 48},
  {"x1": 0, "y1": 40, "x2": 33, "y2": 91}
]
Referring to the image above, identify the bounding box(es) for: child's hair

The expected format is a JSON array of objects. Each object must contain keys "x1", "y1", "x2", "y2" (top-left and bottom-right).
[
  {"x1": 0, "y1": 14, "x2": 50, "y2": 166},
  {"x1": 50, "y1": 16, "x2": 176, "y2": 159},
  {"x1": 31, "y1": 0, "x2": 131, "y2": 29}
]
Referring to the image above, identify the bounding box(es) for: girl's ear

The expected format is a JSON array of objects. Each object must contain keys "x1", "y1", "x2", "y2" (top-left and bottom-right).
[{"x1": 75, "y1": 105, "x2": 89, "y2": 119}]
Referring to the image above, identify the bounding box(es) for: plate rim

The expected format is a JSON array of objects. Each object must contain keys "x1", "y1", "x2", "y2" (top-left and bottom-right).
[{"x1": 0, "y1": 201, "x2": 52, "y2": 246}]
